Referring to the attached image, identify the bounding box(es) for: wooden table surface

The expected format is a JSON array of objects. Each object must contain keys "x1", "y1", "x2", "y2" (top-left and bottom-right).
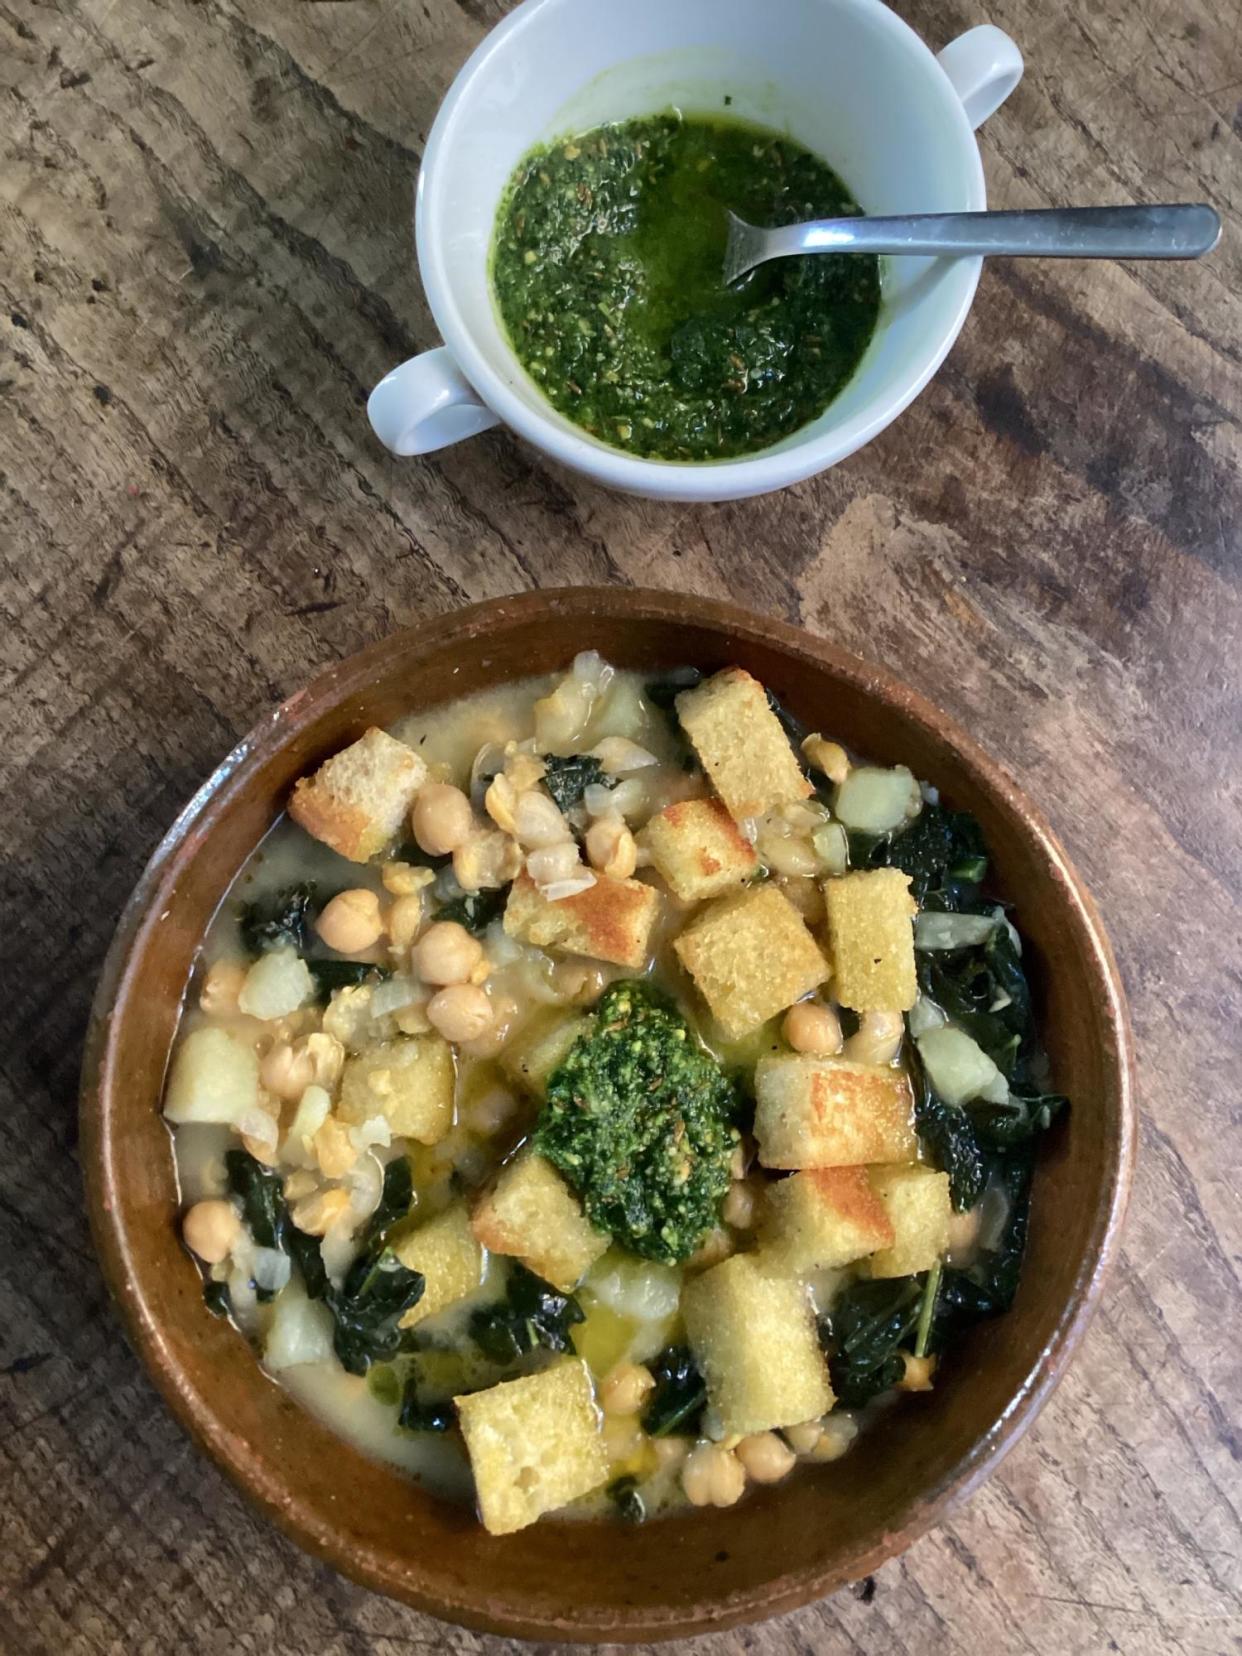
[{"x1": 3, "y1": 0, "x2": 1240, "y2": 1650}]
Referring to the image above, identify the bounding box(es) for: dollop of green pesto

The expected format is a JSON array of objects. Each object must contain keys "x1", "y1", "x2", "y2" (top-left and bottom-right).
[
  {"x1": 535, "y1": 981, "x2": 740, "y2": 1264},
  {"x1": 490, "y1": 111, "x2": 880, "y2": 461}
]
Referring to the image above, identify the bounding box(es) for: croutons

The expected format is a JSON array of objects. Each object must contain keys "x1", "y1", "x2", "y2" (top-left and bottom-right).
[
  {"x1": 289, "y1": 727, "x2": 427, "y2": 863},
  {"x1": 638, "y1": 797, "x2": 759, "y2": 902},
  {"x1": 675, "y1": 667, "x2": 812, "y2": 820},
  {"x1": 753, "y1": 1053, "x2": 916, "y2": 1168},
  {"x1": 502, "y1": 871, "x2": 659, "y2": 970},
  {"x1": 759, "y1": 1168, "x2": 895, "y2": 1272},
  {"x1": 681, "y1": 1253, "x2": 833, "y2": 1435},
  {"x1": 395, "y1": 1201, "x2": 485, "y2": 1328},
  {"x1": 499, "y1": 1009, "x2": 590, "y2": 1099},
  {"x1": 455, "y1": 1359, "x2": 609, "y2": 1535},
  {"x1": 867, "y1": 1166, "x2": 952, "y2": 1277},
  {"x1": 163, "y1": 1026, "x2": 260, "y2": 1127},
  {"x1": 471, "y1": 1152, "x2": 607, "y2": 1292},
  {"x1": 822, "y1": 868, "x2": 918, "y2": 1012},
  {"x1": 674, "y1": 885, "x2": 829, "y2": 1040},
  {"x1": 336, "y1": 1035, "x2": 455, "y2": 1144}
]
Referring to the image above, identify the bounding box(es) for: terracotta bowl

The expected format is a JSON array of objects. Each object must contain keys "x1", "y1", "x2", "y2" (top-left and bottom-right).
[{"x1": 81, "y1": 588, "x2": 1135, "y2": 1642}]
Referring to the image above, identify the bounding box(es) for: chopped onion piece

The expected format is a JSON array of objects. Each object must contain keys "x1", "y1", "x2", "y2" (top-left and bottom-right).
[
  {"x1": 914, "y1": 911, "x2": 999, "y2": 950},
  {"x1": 811, "y1": 821, "x2": 849, "y2": 876},
  {"x1": 589, "y1": 736, "x2": 659, "y2": 775},
  {"x1": 538, "y1": 873, "x2": 597, "y2": 902},
  {"x1": 347, "y1": 1115, "x2": 392, "y2": 1153},
  {"x1": 251, "y1": 1247, "x2": 292, "y2": 1294},
  {"x1": 834, "y1": 766, "x2": 922, "y2": 835},
  {"x1": 917, "y1": 1026, "x2": 1001, "y2": 1106},
  {"x1": 370, "y1": 975, "x2": 424, "y2": 1017},
  {"x1": 264, "y1": 1280, "x2": 335, "y2": 1371},
  {"x1": 907, "y1": 995, "x2": 948, "y2": 1038}
]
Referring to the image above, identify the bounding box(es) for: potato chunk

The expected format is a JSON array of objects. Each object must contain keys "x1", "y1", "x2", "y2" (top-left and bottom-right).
[
  {"x1": 395, "y1": 1201, "x2": 485, "y2": 1328},
  {"x1": 675, "y1": 667, "x2": 812, "y2": 820},
  {"x1": 455, "y1": 1359, "x2": 609, "y2": 1535},
  {"x1": 682, "y1": 1253, "x2": 833, "y2": 1434},
  {"x1": 760, "y1": 1167, "x2": 895, "y2": 1272},
  {"x1": 499, "y1": 1010, "x2": 590, "y2": 1100},
  {"x1": 337, "y1": 1035, "x2": 455, "y2": 1144},
  {"x1": 471, "y1": 1152, "x2": 608, "y2": 1292},
  {"x1": 867, "y1": 1166, "x2": 952, "y2": 1277},
  {"x1": 674, "y1": 885, "x2": 829, "y2": 1039},
  {"x1": 754, "y1": 1053, "x2": 916, "y2": 1168},
  {"x1": 288, "y1": 727, "x2": 427, "y2": 863},
  {"x1": 639, "y1": 797, "x2": 759, "y2": 902},
  {"x1": 503, "y1": 871, "x2": 659, "y2": 970},
  {"x1": 163, "y1": 1026, "x2": 260, "y2": 1127},
  {"x1": 822, "y1": 868, "x2": 918, "y2": 1012}
]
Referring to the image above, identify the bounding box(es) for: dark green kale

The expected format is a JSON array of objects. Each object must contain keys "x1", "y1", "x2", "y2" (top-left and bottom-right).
[
  {"x1": 930, "y1": 1153, "x2": 1035, "y2": 1342},
  {"x1": 202, "y1": 1280, "x2": 232, "y2": 1319},
  {"x1": 642, "y1": 1346, "x2": 708, "y2": 1438},
  {"x1": 535, "y1": 981, "x2": 740, "y2": 1264},
  {"x1": 435, "y1": 887, "x2": 510, "y2": 935},
  {"x1": 467, "y1": 1264, "x2": 584, "y2": 1366},
  {"x1": 398, "y1": 1374, "x2": 456, "y2": 1433},
  {"x1": 238, "y1": 882, "x2": 318, "y2": 955},
  {"x1": 643, "y1": 666, "x2": 702, "y2": 711},
  {"x1": 818, "y1": 1277, "x2": 923, "y2": 1407},
  {"x1": 971, "y1": 1084, "x2": 1068, "y2": 1148},
  {"x1": 331, "y1": 1248, "x2": 425, "y2": 1375},
  {"x1": 852, "y1": 804, "x2": 988, "y2": 910},
  {"x1": 541, "y1": 754, "x2": 614, "y2": 812},
  {"x1": 287, "y1": 1226, "x2": 330, "y2": 1300},
  {"x1": 225, "y1": 1149, "x2": 288, "y2": 1251},
  {"x1": 916, "y1": 927, "x2": 1032, "y2": 1079},
  {"x1": 608, "y1": 1474, "x2": 647, "y2": 1524},
  {"x1": 908, "y1": 1042, "x2": 987, "y2": 1213},
  {"x1": 363, "y1": 1157, "x2": 415, "y2": 1248},
  {"x1": 307, "y1": 958, "x2": 391, "y2": 999}
]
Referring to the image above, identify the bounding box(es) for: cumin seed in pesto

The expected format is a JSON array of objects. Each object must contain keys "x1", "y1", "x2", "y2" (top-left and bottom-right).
[{"x1": 491, "y1": 112, "x2": 881, "y2": 462}]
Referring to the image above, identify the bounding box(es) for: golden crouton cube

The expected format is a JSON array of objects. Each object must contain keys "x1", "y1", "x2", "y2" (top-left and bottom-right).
[
  {"x1": 337, "y1": 1035, "x2": 455, "y2": 1144},
  {"x1": 499, "y1": 1010, "x2": 590, "y2": 1099},
  {"x1": 822, "y1": 869, "x2": 918, "y2": 1012},
  {"x1": 868, "y1": 1166, "x2": 952, "y2": 1277},
  {"x1": 682, "y1": 1253, "x2": 833, "y2": 1434},
  {"x1": 639, "y1": 797, "x2": 759, "y2": 902},
  {"x1": 455, "y1": 1359, "x2": 609, "y2": 1535},
  {"x1": 289, "y1": 727, "x2": 427, "y2": 863},
  {"x1": 395, "y1": 1202, "x2": 485, "y2": 1328},
  {"x1": 753, "y1": 1054, "x2": 916, "y2": 1168},
  {"x1": 675, "y1": 668, "x2": 812, "y2": 820},
  {"x1": 674, "y1": 885, "x2": 829, "y2": 1040},
  {"x1": 759, "y1": 1168, "x2": 895, "y2": 1272},
  {"x1": 471, "y1": 1152, "x2": 608, "y2": 1292},
  {"x1": 502, "y1": 871, "x2": 659, "y2": 970}
]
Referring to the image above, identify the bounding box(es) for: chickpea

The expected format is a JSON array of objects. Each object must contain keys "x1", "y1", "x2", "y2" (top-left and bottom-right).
[
  {"x1": 898, "y1": 1352, "x2": 937, "y2": 1392},
  {"x1": 736, "y1": 1432, "x2": 797, "y2": 1484},
  {"x1": 316, "y1": 888, "x2": 383, "y2": 954},
  {"x1": 843, "y1": 1009, "x2": 904, "y2": 1066},
  {"x1": 585, "y1": 815, "x2": 637, "y2": 880},
  {"x1": 783, "y1": 1420, "x2": 824, "y2": 1455},
  {"x1": 810, "y1": 1413, "x2": 859, "y2": 1461},
  {"x1": 312, "y1": 1115, "x2": 358, "y2": 1179},
  {"x1": 784, "y1": 1000, "x2": 844, "y2": 1056},
  {"x1": 483, "y1": 773, "x2": 519, "y2": 837},
  {"x1": 801, "y1": 734, "x2": 850, "y2": 786},
  {"x1": 387, "y1": 893, "x2": 425, "y2": 951},
  {"x1": 290, "y1": 1186, "x2": 351, "y2": 1236},
  {"x1": 199, "y1": 959, "x2": 246, "y2": 1015},
  {"x1": 722, "y1": 1179, "x2": 758, "y2": 1231},
  {"x1": 283, "y1": 1169, "x2": 318, "y2": 1202},
  {"x1": 652, "y1": 1436, "x2": 689, "y2": 1472},
  {"x1": 427, "y1": 984, "x2": 494, "y2": 1044},
  {"x1": 526, "y1": 841, "x2": 584, "y2": 887},
  {"x1": 453, "y1": 829, "x2": 521, "y2": 892},
  {"x1": 460, "y1": 992, "x2": 518, "y2": 1059},
  {"x1": 681, "y1": 1443, "x2": 747, "y2": 1508},
  {"x1": 415, "y1": 921, "x2": 484, "y2": 986},
  {"x1": 513, "y1": 789, "x2": 572, "y2": 849},
  {"x1": 599, "y1": 1362, "x2": 655, "y2": 1417},
  {"x1": 182, "y1": 1199, "x2": 240, "y2": 1264},
  {"x1": 412, "y1": 782, "x2": 474, "y2": 856},
  {"x1": 260, "y1": 1040, "x2": 315, "y2": 1102}
]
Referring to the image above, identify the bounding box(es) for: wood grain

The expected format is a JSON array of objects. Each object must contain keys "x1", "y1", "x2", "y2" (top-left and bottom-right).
[{"x1": 1, "y1": 0, "x2": 1239, "y2": 1651}]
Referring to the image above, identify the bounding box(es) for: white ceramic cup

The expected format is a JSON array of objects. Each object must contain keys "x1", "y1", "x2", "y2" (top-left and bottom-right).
[{"x1": 367, "y1": 0, "x2": 1022, "y2": 502}]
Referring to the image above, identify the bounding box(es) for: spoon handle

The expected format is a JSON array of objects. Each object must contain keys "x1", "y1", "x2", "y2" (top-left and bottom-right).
[{"x1": 749, "y1": 204, "x2": 1221, "y2": 263}]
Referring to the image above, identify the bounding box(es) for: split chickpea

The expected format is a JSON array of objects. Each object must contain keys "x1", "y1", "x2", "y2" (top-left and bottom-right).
[
  {"x1": 415, "y1": 920, "x2": 484, "y2": 986},
  {"x1": 426, "y1": 983, "x2": 494, "y2": 1044},
  {"x1": 843, "y1": 1009, "x2": 904, "y2": 1066},
  {"x1": 598, "y1": 1361, "x2": 655, "y2": 1417},
  {"x1": 681, "y1": 1442, "x2": 747, "y2": 1508},
  {"x1": 182, "y1": 1199, "x2": 240, "y2": 1264},
  {"x1": 784, "y1": 1000, "x2": 843, "y2": 1056},
  {"x1": 316, "y1": 888, "x2": 383, "y2": 954},
  {"x1": 412, "y1": 782, "x2": 474, "y2": 856},
  {"x1": 585, "y1": 815, "x2": 637, "y2": 880}
]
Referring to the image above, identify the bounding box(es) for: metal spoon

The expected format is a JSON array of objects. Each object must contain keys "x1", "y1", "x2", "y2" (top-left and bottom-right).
[{"x1": 723, "y1": 203, "x2": 1222, "y2": 285}]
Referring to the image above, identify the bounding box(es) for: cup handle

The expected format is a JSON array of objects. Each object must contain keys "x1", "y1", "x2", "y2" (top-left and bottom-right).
[
  {"x1": 936, "y1": 24, "x2": 1023, "y2": 130},
  {"x1": 366, "y1": 346, "x2": 502, "y2": 456}
]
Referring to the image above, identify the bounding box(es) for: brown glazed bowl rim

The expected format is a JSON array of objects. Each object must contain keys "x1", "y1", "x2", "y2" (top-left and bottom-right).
[{"x1": 80, "y1": 588, "x2": 1135, "y2": 1642}]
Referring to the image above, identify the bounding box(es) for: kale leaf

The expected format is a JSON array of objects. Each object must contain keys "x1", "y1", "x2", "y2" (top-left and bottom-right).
[
  {"x1": 536, "y1": 981, "x2": 740, "y2": 1264},
  {"x1": 643, "y1": 666, "x2": 702, "y2": 712},
  {"x1": 908, "y1": 1042, "x2": 987, "y2": 1213},
  {"x1": 287, "y1": 1226, "x2": 330, "y2": 1300},
  {"x1": 203, "y1": 1280, "x2": 232, "y2": 1319},
  {"x1": 608, "y1": 1474, "x2": 647, "y2": 1524},
  {"x1": 819, "y1": 1277, "x2": 924, "y2": 1407},
  {"x1": 225, "y1": 1149, "x2": 288, "y2": 1251},
  {"x1": 853, "y1": 805, "x2": 988, "y2": 910},
  {"x1": 467, "y1": 1264, "x2": 584, "y2": 1366},
  {"x1": 238, "y1": 882, "x2": 318, "y2": 956},
  {"x1": 398, "y1": 1375, "x2": 456, "y2": 1433},
  {"x1": 916, "y1": 928, "x2": 1031, "y2": 1079},
  {"x1": 307, "y1": 958, "x2": 391, "y2": 999},
  {"x1": 930, "y1": 1153, "x2": 1035, "y2": 1343},
  {"x1": 541, "y1": 754, "x2": 614, "y2": 812},
  {"x1": 971, "y1": 1084, "x2": 1068, "y2": 1148},
  {"x1": 435, "y1": 887, "x2": 510, "y2": 935},
  {"x1": 642, "y1": 1345, "x2": 708, "y2": 1438},
  {"x1": 363, "y1": 1157, "x2": 415, "y2": 1247},
  {"x1": 331, "y1": 1248, "x2": 425, "y2": 1375}
]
